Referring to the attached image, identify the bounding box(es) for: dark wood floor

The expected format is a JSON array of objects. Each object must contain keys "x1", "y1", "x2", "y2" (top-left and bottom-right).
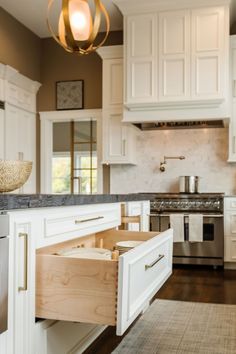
[{"x1": 84, "y1": 265, "x2": 236, "y2": 354}]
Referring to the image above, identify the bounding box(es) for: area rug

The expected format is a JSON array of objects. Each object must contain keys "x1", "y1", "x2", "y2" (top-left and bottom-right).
[{"x1": 112, "y1": 300, "x2": 236, "y2": 354}]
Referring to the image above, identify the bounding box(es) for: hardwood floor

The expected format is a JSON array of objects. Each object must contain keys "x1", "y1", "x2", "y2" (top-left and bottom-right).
[{"x1": 83, "y1": 265, "x2": 236, "y2": 354}]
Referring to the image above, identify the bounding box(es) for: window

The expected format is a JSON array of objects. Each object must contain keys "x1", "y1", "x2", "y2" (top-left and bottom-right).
[{"x1": 52, "y1": 119, "x2": 97, "y2": 194}]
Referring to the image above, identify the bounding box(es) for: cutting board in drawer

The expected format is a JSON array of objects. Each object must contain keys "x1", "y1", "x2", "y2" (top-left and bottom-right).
[{"x1": 36, "y1": 229, "x2": 173, "y2": 335}]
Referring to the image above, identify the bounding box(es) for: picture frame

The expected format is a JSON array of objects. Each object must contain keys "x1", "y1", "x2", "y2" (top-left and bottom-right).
[{"x1": 56, "y1": 80, "x2": 84, "y2": 110}]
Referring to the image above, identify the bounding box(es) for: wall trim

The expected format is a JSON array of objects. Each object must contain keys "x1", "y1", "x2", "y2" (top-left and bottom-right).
[{"x1": 39, "y1": 109, "x2": 103, "y2": 194}]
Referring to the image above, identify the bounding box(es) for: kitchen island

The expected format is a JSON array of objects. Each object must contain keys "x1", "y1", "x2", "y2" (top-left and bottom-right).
[{"x1": 0, "y1": 195, "x2": 173, "y2": 354}]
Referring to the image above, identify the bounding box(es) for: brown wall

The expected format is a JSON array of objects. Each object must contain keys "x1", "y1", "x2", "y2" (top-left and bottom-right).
[
  {"x1": 0, "y1": 7, "x2": 41, "y2": 81},
  {"x1": 37, "y1": 31, "x2": 123, "y2": 111}
]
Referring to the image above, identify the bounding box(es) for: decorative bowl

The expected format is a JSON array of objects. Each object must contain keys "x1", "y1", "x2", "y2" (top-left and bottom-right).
[{"x1": 0, "y1": 160, "x2": 33, "y2": 193}]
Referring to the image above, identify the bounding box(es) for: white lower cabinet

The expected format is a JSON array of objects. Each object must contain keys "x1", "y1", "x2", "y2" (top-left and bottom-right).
[
  {"x1": 35, "y1": 321, "x2": 106, "y2": 354},
  {"x1": 224, "y1": 197, "x2": 236, "y2": 264},
  {"x1": 4, "y1": 202, "x2": 172, "y2": 354},
  {"x1": 36, "y1": 228, "x2": 172, "y2": 336}
]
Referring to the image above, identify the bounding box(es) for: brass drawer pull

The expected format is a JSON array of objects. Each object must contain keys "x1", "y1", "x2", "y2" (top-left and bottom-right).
[
  {"x1": 75, "y1": 216, "x2": 104, "y2": 224},
  {"x1": 145, "y1": 254, "x2": 165, "y2": 271},
  {"x1": 18, "y1": 232, "x2": 28, "y2": 292}
]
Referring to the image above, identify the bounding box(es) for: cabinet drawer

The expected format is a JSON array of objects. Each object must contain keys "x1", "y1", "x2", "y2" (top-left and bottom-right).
[
  {"x1": 36, "y1": 229, "x2": 173, "y2": 335},
  {"x1": 37, "y1": 204, "x2": 121, "y2": 248}
]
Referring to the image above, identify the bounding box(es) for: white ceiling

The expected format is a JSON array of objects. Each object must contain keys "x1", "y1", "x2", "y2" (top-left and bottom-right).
[
  {"x1": 0, "y1": 0, "x2": 123, "y2": 38},
  {"x1": 1, "y1": 0, "x2": 236, "y2": 38}
]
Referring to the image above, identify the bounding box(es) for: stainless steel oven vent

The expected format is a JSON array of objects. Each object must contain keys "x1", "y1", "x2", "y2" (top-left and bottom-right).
[{"x1": 134, "y1": 120, "x2": 225, "y2": 131}]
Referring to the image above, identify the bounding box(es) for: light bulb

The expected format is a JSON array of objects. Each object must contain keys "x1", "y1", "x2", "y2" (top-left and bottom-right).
[{"x1": 69, "y1": 0, "x2": 91, "y2": 41}]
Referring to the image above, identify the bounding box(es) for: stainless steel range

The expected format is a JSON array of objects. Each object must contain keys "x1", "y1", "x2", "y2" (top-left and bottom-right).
[{"x1": 149, "y1": 193, "x2": 224, "y2": 267}]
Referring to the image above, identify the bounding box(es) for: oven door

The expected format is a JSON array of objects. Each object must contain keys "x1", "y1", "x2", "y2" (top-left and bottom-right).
[
  {"x1": 0, "y1": 237, "x2": 9, "y2": 334},
  {"x1": 150, "y1": 214, "x2": 224, "y2": 265}
]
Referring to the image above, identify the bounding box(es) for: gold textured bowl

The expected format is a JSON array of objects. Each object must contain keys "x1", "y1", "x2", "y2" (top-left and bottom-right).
[{"x1": 0, "y1": 160, "x2": 33, "y2": 193}]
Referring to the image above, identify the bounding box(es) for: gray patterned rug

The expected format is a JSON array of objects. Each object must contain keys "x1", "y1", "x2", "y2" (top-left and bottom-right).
[{"x1": 112, "y1": 300, "x2": 236, "y2": 354}]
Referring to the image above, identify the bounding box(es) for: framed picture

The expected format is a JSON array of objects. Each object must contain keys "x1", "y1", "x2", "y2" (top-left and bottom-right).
[{"x1": 56, "y1": 80, "x2": 84, "y2": 110}]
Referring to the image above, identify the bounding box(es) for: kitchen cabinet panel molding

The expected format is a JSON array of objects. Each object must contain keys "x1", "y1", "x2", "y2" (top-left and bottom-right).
[
  {"x1": 97, "y1": 45, "x2": 138, "y2": 165},
  {"x1": 114, "y1": 0, "x2": 230, "y2": 122}
]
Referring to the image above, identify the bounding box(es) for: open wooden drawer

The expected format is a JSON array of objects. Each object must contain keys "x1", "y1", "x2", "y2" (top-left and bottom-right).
[{"x1": 36, "y1": 229, "x2": 173, "y2": 335}]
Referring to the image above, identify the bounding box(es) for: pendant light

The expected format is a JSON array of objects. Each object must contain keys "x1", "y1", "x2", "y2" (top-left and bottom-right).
[{"x1": 47, "y1": 0, "x2": 110, "y2": 55}]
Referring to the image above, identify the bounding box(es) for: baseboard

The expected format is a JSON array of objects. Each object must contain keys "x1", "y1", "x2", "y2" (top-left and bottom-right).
[
  {"x1": 224, "y1": 262, "x2": 236, "y2": 270},
  {"x1": 71, "y1": 325, "x2": 107, "y2": 354}
]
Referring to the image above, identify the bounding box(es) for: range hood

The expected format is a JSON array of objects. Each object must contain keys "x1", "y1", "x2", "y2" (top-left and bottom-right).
[{"x1": 134, "y1": 120, "x2": 227, "y2": 131}]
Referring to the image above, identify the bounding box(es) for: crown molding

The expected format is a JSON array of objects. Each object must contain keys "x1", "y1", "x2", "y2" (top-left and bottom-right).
[
  {"x1": 114, "y1": 0, "x2": 231, "y2": 15},
  {"x1": 97, "y1": 45, "x2": 123, "y2": 60},
  {"x1": 0, "y1": 63, "x2": 41, "y2": 94}
]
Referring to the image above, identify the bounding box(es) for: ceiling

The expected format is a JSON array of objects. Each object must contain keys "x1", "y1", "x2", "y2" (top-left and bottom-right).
[
  {"x1": 1, "y1": 0, "x2": 236, "y2": 38},
  {"x1": 0, "y1": 0, "x2": 123, "y2": 38}
]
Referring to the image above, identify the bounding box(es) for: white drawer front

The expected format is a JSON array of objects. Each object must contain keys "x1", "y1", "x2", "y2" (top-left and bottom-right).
[
  {"x1": 37, "y1": 204, "x2": 121, "y2": 248},
  {"x1": 117, "y1": 229, "x2": 173, "y2": 335}
]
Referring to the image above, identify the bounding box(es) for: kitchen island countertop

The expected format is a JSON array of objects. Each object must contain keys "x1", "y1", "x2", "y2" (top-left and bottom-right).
[{"x1": 0, "y1": 193, "x2": 151, "y2": 210}]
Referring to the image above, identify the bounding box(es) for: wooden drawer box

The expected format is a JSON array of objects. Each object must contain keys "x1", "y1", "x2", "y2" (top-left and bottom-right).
[{"x1": 36, "y1": 229, "x2": 173, "y2": 335}]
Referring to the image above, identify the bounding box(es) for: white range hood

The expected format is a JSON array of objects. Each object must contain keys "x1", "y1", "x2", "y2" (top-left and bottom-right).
[{"x1": 114, "y1": 0, "x2": 231, "y2": 123}]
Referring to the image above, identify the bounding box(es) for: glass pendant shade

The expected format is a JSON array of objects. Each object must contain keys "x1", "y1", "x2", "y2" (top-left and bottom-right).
[{"x1": 47, "y1": 0, "x2": 110, "y2": 55}]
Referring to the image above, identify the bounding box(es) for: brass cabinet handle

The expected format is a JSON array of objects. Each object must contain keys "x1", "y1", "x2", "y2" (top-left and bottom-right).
[
  {"x1": 145, "y1": 254, "x2": 164, "y2": 271},
  {"x1": 18, "y1": 233, "x2": 28, "y2": 292},
  {"x1": 75, "y1": 216, "x2": 104, "y2": 224}
]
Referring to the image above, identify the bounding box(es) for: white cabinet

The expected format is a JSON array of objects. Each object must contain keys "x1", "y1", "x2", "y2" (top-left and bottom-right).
[
  {"x1": 5, "y1": 104, "x2": 36, "y2": 193},
  {"x1": 103, "y1": 57, "x2": 123, "y2": 109},
  {"x1": 0, "y1": 107, "x2": 4, "y2": 159},
  {"x1": 97, "y1": 46, "x2": 138, "y2": 165},
  {"x1": 103, "y1": 109, "x2": 137, "y2": 164},
  {"x1": 191, "y1": 7, "x2": 225, "y2": 100},
  {"x1": 228, "y1": 36, "x2": 236, "y2": 162},
  {"x1": 12, "y1": 217, "x2": 36, "y2": 354},
  {"x1": 114, "y1": 0, "x2": 230, "y2": 122},
  {"x1": 0, "y1": 63, "x2": 40, "y2": 193},
  {"x1": 126, "y1": 14, "x2": 157, "y2": 104},
  {"x1": 224, "y1": 197, "x2": 236, "y2": 263},
  {"x1": 159, "y1": 10, "x2": 190, "y2": 101}
]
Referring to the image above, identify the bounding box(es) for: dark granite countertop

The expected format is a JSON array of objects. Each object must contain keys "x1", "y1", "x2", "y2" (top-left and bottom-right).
[{"x1": 0, "y1": 194, "x2": 151, "y2": 211}]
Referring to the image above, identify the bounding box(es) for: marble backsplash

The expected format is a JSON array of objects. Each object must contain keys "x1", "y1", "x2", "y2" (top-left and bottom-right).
[{"x1": 110, "y1": 127, "x2": 236, "y2": 195}]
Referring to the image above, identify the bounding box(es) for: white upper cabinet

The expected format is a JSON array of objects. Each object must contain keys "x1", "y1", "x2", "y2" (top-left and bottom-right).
[
  {"x1": 191, "y1": 7, "x2": 225, "y2": 100},
  {"x1": 228, "y1": 36, "x2": 236, "y2": 162},
  {"x1": 97, "y1": 45, "x2": 138, "y2": 165},
  {"x1": 103, "y1": 58, "x2": 123, "y2": 109},
  {"x1": 126, "y1": 14, "x2": 157, "y2": 104},
  {"x1": 159, "y1": 10, "x2": 190, "y2": 101},
  {"x1": 114, "y1": 0, "x2": 230, "y2": 122},
  {"x1": 0, "y1": 63, "x2": 40, "y2": 193}
]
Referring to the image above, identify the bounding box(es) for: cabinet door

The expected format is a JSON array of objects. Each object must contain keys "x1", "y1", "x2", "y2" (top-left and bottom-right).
[
  {"x1": 0, "y1": 108, "x2": 4, "y2": 159},
  {"x1": 18, "y1": 110, "x2": 36, "y2": 193},
  {"x1": 224, "y1": 237, "x2": 236, "y2": 262},
  {"x1": 13, "y1": 218, "x2": 36, "y2": 354},
  {"x1": 103, "y1": 110, "x2": 133, "y2": 164},
  {"x1": 191, "y1": 7, "x2": 225, "y2": 100},
  {"x1": 224, "y1": 211, "x2": 236, "y2": 236},
  {"x1": 5, "y1": 104, "x2": 36, "y2": 193},
  {"x1": 5, "y1": 104, "x2": 20, "y2": 161},
  {"x1": 159, "y1": 10, "x2": 190, "y2": 101},
  {"x1": 103, "y1": 59, "x2": 123, "y2": 109},
  {"x1": 126, "y1": 14, "x2": 157, "y2": 105}
]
